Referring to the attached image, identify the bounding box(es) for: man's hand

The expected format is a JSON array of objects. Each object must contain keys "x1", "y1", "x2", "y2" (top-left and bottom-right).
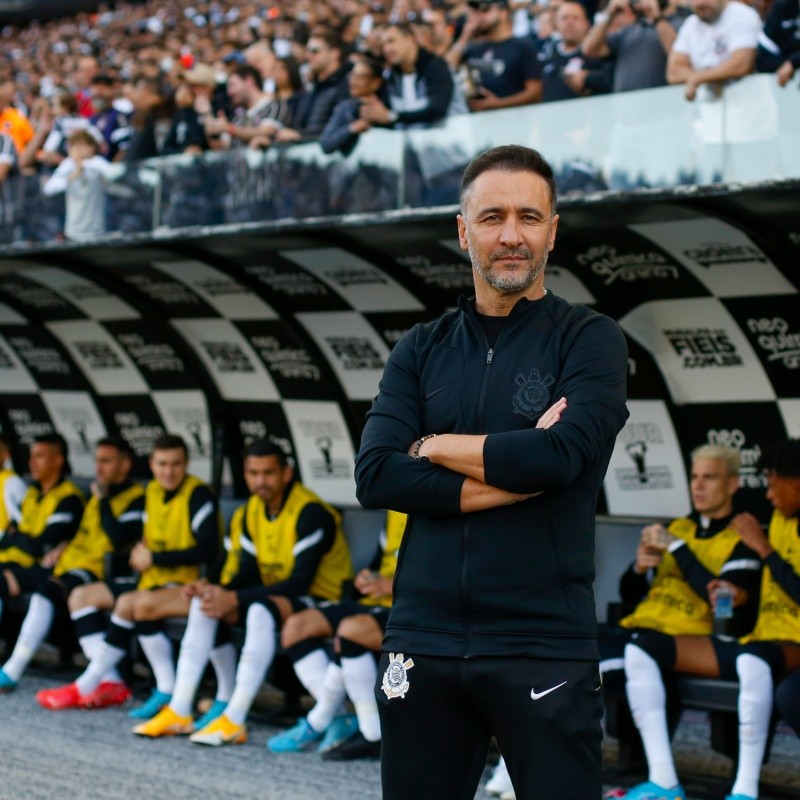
[
  {"x1": 204, "y1": 111, "x2": 230, "y2": 136},
  {"x1": 640, "y1": 523, "x2": 676, "y2": 551},
  {"x1": 41, "y1": 541, "x2": 67, "y2": 569},
  {"x1": 777, "y1": 60, "x2": 795, "y2": 87},
  {"x1": 468, "y1": 88, "x2": 502, "y2": 112},
  {"x1": 730, "y1": 512, "x2": 772, "y2": 558},
  {"x1": 90, "y1": 480, "x2": 108, "y2": 499},
  {"x1": 706, "y1": 578, "x2": 747, "y2": 610},
  {"x1": 684, "y1": 72, "x2": 700, "y2": 101},
  {"x1": 634, "y1": 540, "x2": 663, "y2": 574},
  {"x1": 536, "y1": 396, "x2": 567, "y2": 430},
  {"x1": 180, "y1": 579, "x2": 208, "y2": 602},
  {"x1": 349, "y1": 118, "x2": 371, "y2": 134},
  {"x1": 129, "y1": 541, "x2": 153, "y2": 572},
  {"x1": 354, "y1": 568, "x2": 393, "y2": 600},
  {"x1": 359, "y1": 95, "x2": 393, "y2": 125},
  {"x1": 562, "y1": 69, "x2": 589, "y2": 95},
  {"x1": 198, "y1": 584, "x2": 239, "y2": 623},
  {"x1": 274, "y1": 127, "x2": 303, "y2": 143}
]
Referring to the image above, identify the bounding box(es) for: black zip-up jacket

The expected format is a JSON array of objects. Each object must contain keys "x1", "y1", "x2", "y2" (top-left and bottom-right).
[{"x1": 355, "y1": 291, "x2": 629, "y2": 660}]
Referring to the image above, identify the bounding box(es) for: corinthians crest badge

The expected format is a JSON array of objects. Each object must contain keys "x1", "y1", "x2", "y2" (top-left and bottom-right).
[{"x1": 381, "y1": 652, "x2": 415, "y2": 699}]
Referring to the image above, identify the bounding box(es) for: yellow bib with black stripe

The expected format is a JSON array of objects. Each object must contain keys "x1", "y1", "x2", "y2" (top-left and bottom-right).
[
  {"x1": 620, "y1": 516, "x2": 741, "y2": 636},
  {"x1": 244, "y1": 482, "x2": 352, "y2": 601},
  {"x1": 0, "y1": 469, "x2": 17, "y2": 533},
  {"x1": 0, "y1": 479, "x2": 84, "y2": 568},
  {"x1": 139, "y1": 474, "x2": 207, "y2": 590},
  {"x1": 219, "y1": 503, "x2": 246, "y2": 587},
  {"x1": 55, "y1": 483, "x2": 145, "y2": 579},
  {"x1": 362, "y1": 510, "x2": 407, "y2": 609},
  {"x1": 741, "y1": 512, "x2": 800, "y2": 644}
]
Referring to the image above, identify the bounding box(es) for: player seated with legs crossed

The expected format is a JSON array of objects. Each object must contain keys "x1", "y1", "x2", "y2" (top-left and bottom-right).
[
  {"x1": 132, "y1": 438, "x2": 353, "y2": 746},
  {"x1": 36, "y1": 433, "x2": 220, "y2": 716},
  {"x1": 0, "y1": 437, "x2": 143, "y2": 694},
  {"x1": 620, "y1": 444, "x2": 763, "y2": 800},
  {"x1": 0, "y1": 433, "x2": 84, "y2": 637},
  {"x1": 267, "y1": 509, "x2": 407, "y2": 759}
]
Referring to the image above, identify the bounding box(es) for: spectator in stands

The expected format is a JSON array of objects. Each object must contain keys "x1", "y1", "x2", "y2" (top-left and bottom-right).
[
  {"x1": 267, "y1": 510, "x2": 407, "y2": 760},
  {"x1": 320, "y1": 54, "x2": 386, "y2": 156},
  {"x1": 0, "y1": 79, "x2": 34, "y2": 157},
  {"x1": 36, "y1": 434, "x2": 220, "y2": 718},
  {"x1": 90, "y1": 73, "x2": 133, "y2": 162},
  {"x1": 0, "y1": 434, "x2": 84, "y2": 628},
  {"x1": 756, "y1": 0, "x2": 800, "y2": 86},
  {"x1": 0, "y1": 434, "x2": 25, "y2": 537},
  {"x1": 42, "y1": 129, "x2": 116, "y2": 242},
  {"x1": 274, "y1": 28, "x2": 352, "y2": 142},
  {"x1": 416, "y1": 7, "x2": 455, "y2": 56},
  {"x1": 716, "y1": 439, "x2": 800, "y2": 800},
  {"x1": 272, "y1": 55, "x2": 306, "y2": 130},
  {"x1": 39, "y1": 90, "x2": 104, "y2": 166},
  {"x1": 582, "y1": 0, "x2": 689, "y2": 92},
  {"x1": 131, "y1": 439, "x2": 353, "y2": 747},
  {"x1": 73, "y1": 55, "x2": 99, "y2": 117},
  {"x1": 537, "y1": 1, "x2": 614, "y2": 101},
  {"x1": 360, "y1": 21, "x2": 461, "y2": 129},
  {"x1": 162, "y1": 65, "x2": 215, "y2": 156},
  {"x1": 619, "y1": 444, "x2": 763, "y2": 800},
  {"x1": 667, "y1": 0, "x2": 761, "y2": 101},
  {"x1": 0, "y1": 437, "x2": 144, "y2": 694},
  {"x1": 124, "y1": 76, "x2": 170, "y2": 162},
  {"x1": 445, "y1": 0, "x2": 542, "y2": 111},
  {"x1": 204, "y1": 64, "x2": 291, "y2": 149},
  {"x1": 244, "y1": 41, "x2": 277, "y2": 90},
  {"x1": 0, "y1": 132, "x2": 17, "y2": 182}
]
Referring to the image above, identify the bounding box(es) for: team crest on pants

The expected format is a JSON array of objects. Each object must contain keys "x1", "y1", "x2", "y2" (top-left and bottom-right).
[{"x1": 382, "y1": 652, "x2": 415, "y2": 699}]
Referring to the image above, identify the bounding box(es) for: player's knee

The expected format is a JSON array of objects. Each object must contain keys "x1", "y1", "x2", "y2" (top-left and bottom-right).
[
  {"x1": 131, "y1": 592, "x2": 160, "y2": 621},
  {"x1": 280, "y1": 610, "x2": 315, "y2": 648},
  {"x1": 337, "y1": 614, "x2": 378, "y2": 648},
  {"x1": 627, "y1": 629, "x2": 676, "y2": 671}
]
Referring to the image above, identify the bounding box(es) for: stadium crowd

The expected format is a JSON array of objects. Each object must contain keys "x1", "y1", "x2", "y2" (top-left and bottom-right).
[
  {"x1": 0, "y1": 0, "x2": 798, "y2": 228},
  {"x1": 1, "y1": 428, "x2": 800, "y2": 800}
]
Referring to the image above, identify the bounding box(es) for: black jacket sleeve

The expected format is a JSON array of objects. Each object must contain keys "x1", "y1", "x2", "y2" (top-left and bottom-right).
[
  {"x1": 355, "y1": 326, "x2": 467, "y2": 515},
  {"x1": 2, "y1": 494, "x2": 84, "y2": 558},
  {"x1": 101, "y1": 494, "x2": 145, "y2": 550},
  {"x1": 483, "y1": 313, "x2": 629, "y2": 494},
  {"x1": 320, "y1": 99, "x2": 360, "y2": 155},
  {"x1": 619, "y1": 563, "x2": 651, "y2": 605},
  {"x1": 151, "y1": 485, "x2": 219, "y2": 568},
  {"x1": 764, "y1": 551, "x2": 800, "y2": 605},
  {"x1": 235, "y1": 502, "x2": 337, "y2": 604}
]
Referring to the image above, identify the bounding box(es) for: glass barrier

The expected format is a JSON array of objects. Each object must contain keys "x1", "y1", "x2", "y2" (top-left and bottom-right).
[{"x1": 2, "y1": 73, "x2": 798, "y2": 248}]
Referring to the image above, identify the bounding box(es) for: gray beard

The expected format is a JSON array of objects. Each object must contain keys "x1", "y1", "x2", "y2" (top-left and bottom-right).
[{"x1": 469, "y1": 241, "x2": 549, "y2": 294}]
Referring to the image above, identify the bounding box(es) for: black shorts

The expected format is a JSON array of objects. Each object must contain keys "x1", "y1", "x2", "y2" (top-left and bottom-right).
[
  {"x1": 376, "y1": 653, "x2": 602, "y2": 800},
  {"x1": 0, "y1": 561, "x2": 50, "y2": 595},
  {"x1": 52, "y1": 569, "x2": 101, "y2": 595},
  {"x1": 316, "y1": 599, "x2": 391, "y2": 632},
  {"x1": 108, "y1": 576, "x2": 141, "y2": 598}
]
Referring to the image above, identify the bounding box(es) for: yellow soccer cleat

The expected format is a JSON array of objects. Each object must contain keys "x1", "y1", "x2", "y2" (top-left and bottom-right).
[
  {"x1": 189, "y1": 713, "x2": 248, "y2": 747},
  {"x1": 132, "y1": 705, "x2": 194, "y2": 737}
]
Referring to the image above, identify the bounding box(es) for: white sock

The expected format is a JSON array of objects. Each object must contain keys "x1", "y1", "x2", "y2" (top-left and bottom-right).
[
  {"x1": 74, "y1": 608, "x2": 122, "y2": 683},
  {"x1": 209, "y1": 642, "x2": 237, "y2": 703},
  {"x1": 293, "y1": 647, "x2": 330, "y2": 699},
  {"x1": 224, "y1": 604, "x2": 276, "y2": 726},
  {"x1": 75, "y1": 614, "x2": 132, "y2": 695},
  {"x1": 342, "y1": 652, "x2": 381, "y2": 741},
  {"x1": 624, "y1": 643, "x2": 679, "y2": 789},
  {"x1": 170, "y1": 597, "x2": 218, "y2": 716},
  {"x1": 731, "y1": 653, "x2": 772, "y2": 799},
  {"x1": 3, "y1": 594, "x2": 54, "y2": 680},
  {"x1": 138, "y1": 631, "x2": 176, "y2": 695},
  {"x1": 307, "y1": 662, "x2": 346, "y2": 733}
]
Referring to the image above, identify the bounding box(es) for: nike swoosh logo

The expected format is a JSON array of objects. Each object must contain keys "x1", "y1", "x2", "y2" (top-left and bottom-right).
[
  {"x1": 424, "y1": 386, "x2": 448, "y2": 400},
  {"x1": 530, "y1": 681, "x2": 567, "y2": 701}
]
